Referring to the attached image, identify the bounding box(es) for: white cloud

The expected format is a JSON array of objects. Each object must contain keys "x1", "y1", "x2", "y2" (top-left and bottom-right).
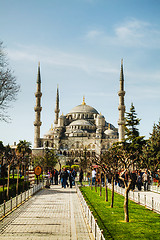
[
  {"x1": 8, "y1": 45, "x2": 119, "y2": 75},
  {"x1": 86, "y1": 30, "x2": 103, "y2": 39},
  {"x1": 85, "y1": 18, "x2": 160, "y2": 49}
]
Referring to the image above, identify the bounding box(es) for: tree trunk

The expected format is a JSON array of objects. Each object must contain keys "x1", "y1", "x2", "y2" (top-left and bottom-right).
[
  {"x1": 91, "y1": 176, "x2": 93, "y2": 190},
  {"x1": 124, "y1": 186, "x2": 130, "y2": 222},
  {"x1": 95, "y1": 177, "x2": 97, "y2": 192},
  {"x1": 105, "y1": 174, "x2": 108, "y2": 202},
  {"x1": 16, "y1": 165, "x2": 19, "y2": 195},
  {"x1": 111, "y1": 175, "x2": 114, "y2": 208},
  {"x1": 12, "y1": 163, "x2": 15, "y2": 179},
  {"x1": 7, "y1": 165, "x2": 10, "y2": 200},
  {"x1": 99, "y1": 171, "x2": 102, "y2": 196}
]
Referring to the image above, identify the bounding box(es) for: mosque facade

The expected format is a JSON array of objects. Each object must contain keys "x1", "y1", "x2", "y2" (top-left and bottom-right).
[{"x1": 32, "y1": 61, "x2": 125, "y2": 165}]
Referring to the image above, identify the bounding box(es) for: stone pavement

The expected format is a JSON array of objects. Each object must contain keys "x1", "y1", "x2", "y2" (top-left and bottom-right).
[{"x1": 0, "y1": 185, "x2": 93, "y2": 240}]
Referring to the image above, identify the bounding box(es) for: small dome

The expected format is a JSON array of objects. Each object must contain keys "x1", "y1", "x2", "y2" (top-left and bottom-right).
[
  {"x1": 60, "y1": 114, "x2": 65, "y2": 119},
  {"x1": 44, "y1": 128, "x2": 54, "y2": 136},
  {"x1": 97, "y1": 114, "x2": 104, "y2": 119},
  {"x1": 104, "y1": 129, "x2": 116, "y2": 136}
]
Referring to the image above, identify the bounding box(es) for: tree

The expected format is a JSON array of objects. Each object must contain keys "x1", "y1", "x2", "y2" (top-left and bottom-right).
[
  {"x1": 0, "y1": 41, "x2": 20, "y2": 121},
  {"x1": 103, "y1": 147, "x2": 119, "y2": 208},
  {"x1": 141, "y1": 121, "x2": 160, "y2": 175},
  {"x1": 16, "y1": 140, "x2": 31, "y2": 194},
  {"x1": 43, "y1": 148, "x2": 58, "y2": 172},
  {"x1": 117, "y1": 103, "x2": 145, "y2": 222},
  {"x1": 79, "y1": 147, "x2": 88, "y2": 179},
  {"x1": 32, "y1": 155, "x2": 44, "y2": 168},
  {"x1": 4, "y1": 145, "x2": 14, "y2": 199}
]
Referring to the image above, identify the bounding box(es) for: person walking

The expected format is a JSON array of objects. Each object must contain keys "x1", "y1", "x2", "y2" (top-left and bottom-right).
[
  {"x1": 92, "y1": 168, "x2": 96, "y2": 185},
  {"x1": 61, "y1": 168, "x2": 68, "y2": 188},
  {"x1": 54, "y1": 169, "x2": 59, "y2": 185},
  {"x1": 69, "y1": 170, "x2": 73, "y2": 188},
  {"x1": 72, "y1": 169, "x2": 77, "y2": 186},
  {"x1": 79, "y1": 168, "x2": 83, "y2": 186},
  {"x1": 131, "y1": 171, "x2": 137, "y2": 191},
  {"x1": 137, "y1": 172, "x2": 142, "y2": 191},
  {"x1": 143, "y1": 170, "x2": 149, "y2": 191}
]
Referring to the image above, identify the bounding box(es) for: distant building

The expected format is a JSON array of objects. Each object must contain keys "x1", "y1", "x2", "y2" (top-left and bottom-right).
[{"x1": 32, "y1": 60, "x2": 125, "y2": 166}]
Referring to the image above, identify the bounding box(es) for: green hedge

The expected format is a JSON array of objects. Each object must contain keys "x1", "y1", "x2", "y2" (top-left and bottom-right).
[{"x1": 0, "y1": 180, "x2": 30, "y2": 204}]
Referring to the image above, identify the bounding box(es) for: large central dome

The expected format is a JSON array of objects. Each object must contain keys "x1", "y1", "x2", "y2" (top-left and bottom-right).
[
  {"x1": 69, "y1": 97, "x2": 99, "y2": 114},
  {"x1": 69, "y1": 104, "x2": 98, "y2": 114}
]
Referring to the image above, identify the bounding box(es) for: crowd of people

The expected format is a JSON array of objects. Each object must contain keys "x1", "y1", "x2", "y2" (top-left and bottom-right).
[
  {"x1": 47, "y1": 168, "x2": 77, "y2": 188},
  {"x1": 86, "y1": 168, "x2": 160, "y2": 191},
  {"x1": 46, "y1": 167, "x2": 159, "y2": 192}
]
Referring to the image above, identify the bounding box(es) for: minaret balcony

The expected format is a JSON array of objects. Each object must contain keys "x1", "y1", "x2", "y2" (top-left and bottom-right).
[
  {"x1": 118, "y1": 90, "x2": 125, "y2": 96},
  {"x1": 55, "y1": 109, "x2": 60, "y2": 113},
  {"x1": 118, "y1": 105, "x2": 125, "y2": 111},
  {"x1": 34, "y1": 121, "x2": 42, "y2": 126},
  {"x1": 118, "y1": 120, "x2": 125, "y2": 125},
  {"x1": 34, "y1": 106, "x2": 42, "y2": 112},
  {"x1": 35, "y1": 92, "x2": 42, "y2": 97}
]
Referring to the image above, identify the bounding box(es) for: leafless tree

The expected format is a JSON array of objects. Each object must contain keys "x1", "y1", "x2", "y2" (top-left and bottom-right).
[{"x1": 0, "y1": 41, "x2": 20, "y2": 121}]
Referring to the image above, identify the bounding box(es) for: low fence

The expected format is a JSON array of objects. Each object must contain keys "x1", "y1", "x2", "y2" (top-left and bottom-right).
[
  {"x1": 76, "y1": 183, "x2": 105, "y2": 240},
  {"x1": 149, "y1": 184, "x2": 160, "y2": 194},
  {"x1": 107, "y1": 183, "x2": 160, "y2": 214},
  {"x1": 0, "y1": 182, "x2": 45, "y2": 219}
]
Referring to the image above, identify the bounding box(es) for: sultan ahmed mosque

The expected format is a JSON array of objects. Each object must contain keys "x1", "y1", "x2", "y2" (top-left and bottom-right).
[{"x1": 32, "y1": 60, "x2": 125, "y2": 165}]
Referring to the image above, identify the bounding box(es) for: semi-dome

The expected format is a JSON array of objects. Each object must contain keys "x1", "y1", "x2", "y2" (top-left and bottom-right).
[{"x1": 69, "y1": 119, "x2": 93, "y2": 126}]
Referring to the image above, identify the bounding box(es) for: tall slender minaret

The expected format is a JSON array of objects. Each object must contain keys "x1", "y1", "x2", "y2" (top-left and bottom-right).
[
  {"x1": 34, "y1": 63, "x2": 42, "y2": 148},
  {"x1": 54, "y1": 85, "x2": 60, "y2": 125},
  {"x1": 118, "y1": 59, "x2": 125, "y2": 141}
]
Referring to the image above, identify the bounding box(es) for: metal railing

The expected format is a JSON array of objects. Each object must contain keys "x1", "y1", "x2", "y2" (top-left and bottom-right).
[
  {"x1": 76, "y1": 183, "x2": 105, "y2": 240},
  {"x1": 0, "y1": 182, "x2": 45, "y2": 218},
  {"x1": 107, "y1": 183, "x2": 160, "y2": 214}
]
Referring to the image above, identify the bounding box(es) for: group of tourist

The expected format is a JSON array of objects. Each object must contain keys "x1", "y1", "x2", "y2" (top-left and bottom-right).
[
  {"x1": 47, "y1": 169, "x2": 59, "y2": 185},
  {"x1": 47, "y1": 166, "x2": 159, "y2": 191},
  {"x1": 86, "y1": 168, "x2": 157, "y2": 191},
  {"x1": 47, "y1": 168, "x2": 77, "y2": 189}
]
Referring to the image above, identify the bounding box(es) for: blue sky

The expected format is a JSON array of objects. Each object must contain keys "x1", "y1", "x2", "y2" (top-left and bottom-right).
[{"x1": 0, "y1": 0, "x2": 160, "y2": 146}]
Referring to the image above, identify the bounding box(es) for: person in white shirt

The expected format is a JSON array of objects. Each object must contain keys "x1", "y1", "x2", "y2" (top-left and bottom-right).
[
  {"x1": 143, "y1": 170, "x2": 148, "y2": 191},
  {"x1": 92, "y1": 168, "x2": 96, "y2": 185}
]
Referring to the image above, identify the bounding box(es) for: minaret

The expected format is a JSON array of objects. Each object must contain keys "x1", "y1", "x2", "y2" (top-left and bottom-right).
[
  {"x1": 34, "y1": 63, "x2": 42, "y2": 148},
  {"x1": 54, "y1": 85, "x2": 60, "y2": 125},
  {"x1": 118, "y1": 59, "x2": 125, "y2": 141}
]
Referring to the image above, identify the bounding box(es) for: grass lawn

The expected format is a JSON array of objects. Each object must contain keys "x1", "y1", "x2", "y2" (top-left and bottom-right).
[{"x1": 80, "y1": 186, "x2": 160, "y2": 240}]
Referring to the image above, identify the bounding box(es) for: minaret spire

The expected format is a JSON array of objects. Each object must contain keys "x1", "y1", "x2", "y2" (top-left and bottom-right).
[
  {"x1": 82, "y1": 96, "x2": 86, "y2": 105},
  {"x1": 54, "y1": 85, "x2": 60, "y2": 125},
  {"x1": 118, "y1": 59, "x2": 125, "y2": 141},
  {"x1": 34, "y1": 63, "x2": 42, "y2": 148}
]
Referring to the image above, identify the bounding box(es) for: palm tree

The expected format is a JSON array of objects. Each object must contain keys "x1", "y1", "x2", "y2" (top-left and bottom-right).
[
  {"x1": 16, "y1": 140, "x2": 31, "y2": 194},
  {"x1": 4, "y1": 145, "x2": 14, "y2": 200}
]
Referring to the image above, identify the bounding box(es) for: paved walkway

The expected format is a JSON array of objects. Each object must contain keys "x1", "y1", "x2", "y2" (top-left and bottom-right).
[
  {"x1": 135, "y1": 189, "x2": 160, "y2": 201},
  {"x1": 0, "y1": 185, "x2": 92, "y2": 240}
]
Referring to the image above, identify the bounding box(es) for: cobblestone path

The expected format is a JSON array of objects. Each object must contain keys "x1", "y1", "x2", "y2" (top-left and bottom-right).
[{"x1": 0, "y1": 185, "x2": 92, "y2": 240}]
